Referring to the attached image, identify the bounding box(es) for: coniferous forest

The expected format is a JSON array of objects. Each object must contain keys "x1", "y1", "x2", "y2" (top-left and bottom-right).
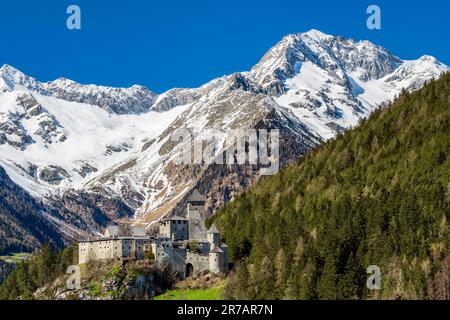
[
  {"x1": 0, "y1": 245, "x2": 75, "y2": 300},
  {"x1": 214, "y1": 73, "x2": 450, "y2": 300}
]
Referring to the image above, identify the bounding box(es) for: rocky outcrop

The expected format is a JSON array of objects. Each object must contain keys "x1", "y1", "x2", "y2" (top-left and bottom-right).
[
  {"x1": 33, "y1": 260, "x2": 162, "y2": 300},
  {"x1": 0, "y1": 114, "x2": 34, "y2": 150},
  {"x1": 38, "y1": 165, "x2": 70, "y2": 185},
  {"x1": 152, "y1": 88, "x2": 200, "y2": 112}
]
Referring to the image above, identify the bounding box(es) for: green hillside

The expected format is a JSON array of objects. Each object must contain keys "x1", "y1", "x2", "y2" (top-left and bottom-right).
[
  {"x1": 154, "y1": 286, "x2": 224, "y2": 300},
  {"x1": 214, "y1": 73, "x2": 450, "y2": 300}
]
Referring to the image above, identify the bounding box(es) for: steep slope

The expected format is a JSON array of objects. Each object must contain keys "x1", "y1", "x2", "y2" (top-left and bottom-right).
[
  {"x1": 0, "y1": 69, "x2": 188, "y2": 196},
  {"x1": 214, "y1": 73, "x2": 450, "y2": 300},
  {"x1": 0, "y1": 166, "x2": 65, "y2": 254},
  {"x1": 0, "y1": 163, "x2": 137, "y2": 254}
]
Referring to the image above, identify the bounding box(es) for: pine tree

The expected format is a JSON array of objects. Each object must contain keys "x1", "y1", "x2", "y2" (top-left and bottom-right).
[
  {"x1": 316, "y1": 258, "x2": 338, "y2": 299},
  {"x1": 274, "y1": 248, "x2": 287, "y2": 298},
  {"x1": 255, "y1": 256, "x2": 276, "y2": 299}
]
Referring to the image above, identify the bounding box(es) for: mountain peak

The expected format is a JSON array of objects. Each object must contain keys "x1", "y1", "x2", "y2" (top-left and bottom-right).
[
  {"x1": 280, "y1": 29, "x2": 333, "y2": 44},
  {"x1": 0, "y1": 64, "x2": 48, "y2": 94},
  {"x1": 418, "y1": 55, "x2": 438, "y2": 63},
  {"x1": 0, "y1": 64, "x2": 17, "y2": 73},
  {"x1": 0, "y1": 64, "x2": 28, "y2": 78},
  {"x1": 300, "y1": 29, "x2": 333, "y2": 42},
  {"x1": 250, "y1": 29, "x2": 424, "y2": 85}
]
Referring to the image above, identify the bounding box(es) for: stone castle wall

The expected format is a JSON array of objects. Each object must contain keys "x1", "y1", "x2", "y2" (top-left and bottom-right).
[
  {"x1": 186, "y1": 251, "x2": 210, "y2": 273},
  {"x1": 187, "y1": 203, "x2": 207, "y2": 241},
  {"x1": 79, "y1": 238, "x2": 152, "y2": 264}
]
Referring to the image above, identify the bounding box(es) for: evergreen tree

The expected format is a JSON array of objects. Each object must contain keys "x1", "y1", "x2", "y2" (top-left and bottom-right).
[{"x1": 274, "y1": 248, "x2": 287, "y2": 298}]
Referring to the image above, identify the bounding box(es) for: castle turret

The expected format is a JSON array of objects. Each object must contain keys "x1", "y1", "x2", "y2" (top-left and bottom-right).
[
  {"x1": 209, "y1": 247, "x2": 224, "y2": 275},
  {"x1": 186, "y1": 189, "x2": 207, "y2": 241},
  {"x1": 207, "y1": 224, "x2": 220, "y2": 250}
]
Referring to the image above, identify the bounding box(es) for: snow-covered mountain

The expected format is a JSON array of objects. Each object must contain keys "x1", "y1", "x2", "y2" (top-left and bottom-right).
[{"x1": 0, "y1": 29, "x2": 448, "y2": 236}]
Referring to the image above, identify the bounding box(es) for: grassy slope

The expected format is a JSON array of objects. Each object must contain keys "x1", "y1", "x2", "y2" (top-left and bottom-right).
[
  {"x1": 154, "y1": 276, "x2": 226, "y2": 300},
  {"x1": 154, "y1": 286, "x2": 224, "y2": 300},
  {"x1": 215, "y1": 73, "x2": 450, "y2": 300},
  {"x1": 0, "y1": 252, "x2": 32, "y2": 264}
]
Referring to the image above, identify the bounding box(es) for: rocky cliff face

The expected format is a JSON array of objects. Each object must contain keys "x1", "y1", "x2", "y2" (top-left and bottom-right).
[{"x1": 33, "y1": 260, "x2": 160, "y2": 300}]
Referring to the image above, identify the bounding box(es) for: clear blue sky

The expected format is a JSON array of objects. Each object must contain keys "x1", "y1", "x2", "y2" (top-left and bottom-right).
[{"x1": 0, "y1": 0, "x2": 448, "y2": 92}]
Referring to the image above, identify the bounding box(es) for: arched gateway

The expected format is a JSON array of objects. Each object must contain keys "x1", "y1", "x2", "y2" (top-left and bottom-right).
[{"x1": 185, "y1": 263, "x2": 194, "y2": 277}]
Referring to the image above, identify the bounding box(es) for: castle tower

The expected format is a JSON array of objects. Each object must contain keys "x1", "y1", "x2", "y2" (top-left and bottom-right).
[
  {"x1": 186, "y1": 189, "x2": 207, "y2": 241},
  {"x1": 207, "y1": 224, "x2": 220, "y2": 250},
  {"x1": 209, "y1": 247, "x2": 224, "y2": 275},
  {"x1": 159, "y1": 216, "x2": 189, "y2": 241}
]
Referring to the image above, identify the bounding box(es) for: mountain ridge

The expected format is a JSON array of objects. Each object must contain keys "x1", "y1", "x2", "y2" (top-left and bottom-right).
[{"x1": 0, "y1": 29, "x2": 448, "y2": 245}]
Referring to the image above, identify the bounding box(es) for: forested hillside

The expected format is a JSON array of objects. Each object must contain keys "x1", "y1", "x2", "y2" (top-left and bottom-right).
[
  {"x1": 0, "y1": 245, "x2": 75, "y2": 299},
  {"x1": 0, "y1": 167, "x2": 65, "y2": 255},
  {"x1": 214, "y1": 73, "x2": 450, "y2": 300}
]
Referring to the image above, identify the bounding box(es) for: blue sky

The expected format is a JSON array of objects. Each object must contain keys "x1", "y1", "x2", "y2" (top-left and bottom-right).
[{"x1": 0, "y1": 0, "x2": 448, "y2": 92}]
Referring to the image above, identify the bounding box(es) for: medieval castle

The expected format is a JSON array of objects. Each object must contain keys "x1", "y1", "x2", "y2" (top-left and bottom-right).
[{"x1": 78, "y1": 190, "x2": 228, "y2": 278}]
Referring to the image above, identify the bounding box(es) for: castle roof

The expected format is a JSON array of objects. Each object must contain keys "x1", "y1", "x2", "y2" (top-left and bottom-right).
[
  {"x1": 187, "y1": 189, "x2": 206, "y2": 203},
  {"x1": 161, "y1": 215, "x2": 187, "y2": 221},
  {"x1": 130, "y1": 226, "x2": 146, "y2": 237},
  {"x1": 210, "y1": 247, "x2": 224, "y2": 253},
  {"x1": 208, "y1": 224, "x2": 219, "y2": 234},
  {"x1": 79, "y1": 235, "x2": 152, "y2": 243},
  {"x1": 104, "y1": 225, "x2": 120, "y2": 237},
  {"x1": 220, "y1": 243, "x2": 228, "y2": 248}
]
